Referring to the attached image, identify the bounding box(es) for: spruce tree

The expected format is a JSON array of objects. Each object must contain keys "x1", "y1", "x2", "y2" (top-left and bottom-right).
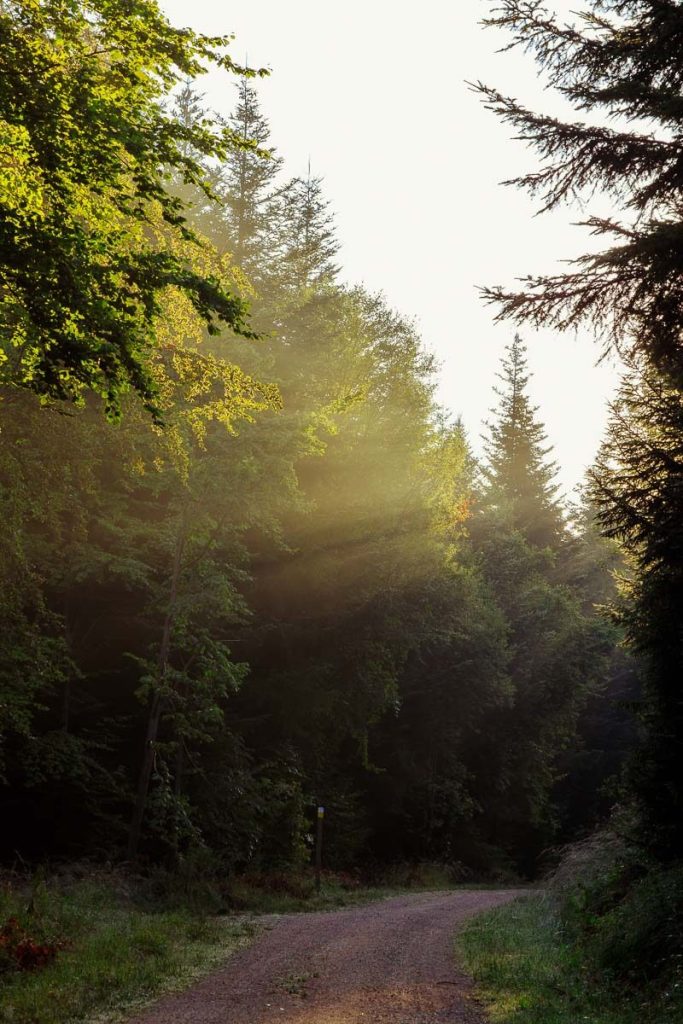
[
  {"x1": 468, "y1": 338, "x2": 614, "y2": 869},
  {"x1": 221, "y1": 78, "x2": 284, "y2": 278},
  {"x1": 483, "y1": 334, "x2": 563, "y2": 548},
  {"x1": 479, "y1": 0, "x2": 683, "y2": 860},
  {"x1": 476, "y1": 0, "x2": 683, "y2": 384},
  {"x1": 274, "y1": 171, "x2": 340, "y2": 291},
  {"x1": 591, "y1": 361, "x2": 683, "y2": 859},
  {"x1": 171, "y1": 80, "x2": 282, "y2": 284}
]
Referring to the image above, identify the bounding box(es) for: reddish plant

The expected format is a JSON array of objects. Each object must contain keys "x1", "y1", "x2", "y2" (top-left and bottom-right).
[{"x1": 0, "y1": 916, "x2": 61, "y2": 972}]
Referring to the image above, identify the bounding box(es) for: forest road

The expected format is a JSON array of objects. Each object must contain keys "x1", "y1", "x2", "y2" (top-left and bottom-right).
[{"x1": 127, "y1": 889, "x2": 520, "y2": 1024}]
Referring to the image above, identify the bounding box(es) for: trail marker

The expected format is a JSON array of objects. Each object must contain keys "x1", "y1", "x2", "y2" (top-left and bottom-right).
[{"x1": 315, "y1": 806, "x2": 325, "y2": 892}]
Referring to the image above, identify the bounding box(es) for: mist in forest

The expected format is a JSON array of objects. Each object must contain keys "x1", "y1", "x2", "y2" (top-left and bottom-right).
[
  {"x1": 1, "y1": 3, "x2": 681, "y2": 1021},
  {"x1": 0, "y1": 75, "x2": 636, "y2": 876}
]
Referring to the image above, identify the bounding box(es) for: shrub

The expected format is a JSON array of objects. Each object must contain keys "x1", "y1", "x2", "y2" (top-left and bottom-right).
[{"x1": 240, "y1": 871, "x2": 314, "y2": 899}]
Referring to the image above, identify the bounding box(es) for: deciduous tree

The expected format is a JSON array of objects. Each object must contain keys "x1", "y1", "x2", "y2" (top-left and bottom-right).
[{"x1": 0, "y1": 0, "x2": 266, "y2": 417}]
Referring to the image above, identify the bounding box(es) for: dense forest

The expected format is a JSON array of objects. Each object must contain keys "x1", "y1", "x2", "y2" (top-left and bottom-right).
[
  {"x1": 1, "y1": 0, "x2": 682, "y2": 1020},
  {"x1": 0, "y1": 67, "x2": 635, "y2": 878}
]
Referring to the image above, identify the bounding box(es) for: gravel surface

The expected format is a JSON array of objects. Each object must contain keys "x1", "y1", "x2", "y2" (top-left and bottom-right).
[{"x1": 128, "y1": 890, "x2": 519, "y2": 1024}]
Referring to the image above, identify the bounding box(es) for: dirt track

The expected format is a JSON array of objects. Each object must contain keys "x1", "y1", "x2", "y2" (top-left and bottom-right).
[{"x1": 128, "y1": 890, "x2": 518, "y2": 1024}]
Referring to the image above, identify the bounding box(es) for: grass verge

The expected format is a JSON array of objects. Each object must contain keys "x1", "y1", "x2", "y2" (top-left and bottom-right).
[
  {"x1": 0, "y1": 876, "x2": 255, "y2": 1024},
  {"x1": 459, "y1": 894, "x2": 683, "y2": 1024}
]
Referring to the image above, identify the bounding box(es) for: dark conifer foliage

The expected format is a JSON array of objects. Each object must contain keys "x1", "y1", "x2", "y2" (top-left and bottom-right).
[
  {"x1": 479, "y1": 0, "x2": 683, "y2": 861},
  {"x1": 222, "y1": 79, "x2": 284, "y2": 276},
  {"x1": 476, "y1": 0, "x2": 683, "y2": 381},
  {"x1": 275, "y1": 172, "x2": 341, "y2": 291},
  {"x1": 462, "y1": 336, "x2": 618, "y2": 872},
  {"x1": 591, "y1": 361, "x2": 683, "y2": 859}
]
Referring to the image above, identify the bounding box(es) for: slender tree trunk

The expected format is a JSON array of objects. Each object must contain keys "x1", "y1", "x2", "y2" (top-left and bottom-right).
[
  {"x1": 127, "y1": 515, "x2": 187, "y2": 861},
  {"x1": 169, "y1": 686, "x2": 188, "y2": 866},
  {"x1": 174, "y1": 723, "x2": 186, "y2": 802},
  {"x1": 62, "y1": 592, "x2": 72, "y2": 733},
  {"x1": 62, "y1": 679, "x2": 71, "y2": 733}
]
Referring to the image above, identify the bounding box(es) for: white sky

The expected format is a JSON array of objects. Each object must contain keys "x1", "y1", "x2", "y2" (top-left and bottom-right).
[{"x1": 161, "y1": 0, "x2": 620, "y2": 495}]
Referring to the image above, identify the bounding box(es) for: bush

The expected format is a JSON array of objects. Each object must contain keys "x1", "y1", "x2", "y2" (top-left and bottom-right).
[
  {"x1": 138, "y1": 846, "x2": 229, "y2": 914},
  {"x1": 586, "y1": 865, "x2": 683, "y2": 988}
]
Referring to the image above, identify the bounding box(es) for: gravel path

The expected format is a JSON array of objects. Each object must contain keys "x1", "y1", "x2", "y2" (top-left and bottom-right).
[{"x1": 128, "y1": 890, "x2": 519, "y2": 1024}]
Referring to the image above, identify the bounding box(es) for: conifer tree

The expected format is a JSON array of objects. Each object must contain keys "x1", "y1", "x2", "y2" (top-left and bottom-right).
[
  {"x1": 483, "y1": 334, "x2": 563, "y2": 548},
  {"x1": 479, "y1": 0, "x2": 683, "y2": 859},
  {"x1": 221, "y1": 79, "x2": 284, "y2": 278},
  {"x1": 476, "y1": 0, "x2": 683, "y2": 384},
  {"x1": 591, "y1": 361, "x2": 683, "y2": 859},
  {"x1": 468, "y1": 338, "x2": 611, "y2": 868},
  {"x1": 275, "y1": 171, "x2": 340, "y2": 291}
]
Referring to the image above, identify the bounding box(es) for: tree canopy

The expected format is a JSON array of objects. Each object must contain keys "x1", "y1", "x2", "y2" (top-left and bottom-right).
[
  {"x1": 0, "y1": 0, "x2": 267, "y2": 418},
  {"x1": 0, "y1": 75, "x2": 627, "y2": 877}
]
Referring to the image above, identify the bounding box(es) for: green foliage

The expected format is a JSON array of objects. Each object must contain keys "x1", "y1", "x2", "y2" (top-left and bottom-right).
[
  {"x1": 479, "y1": 0, "x2": 683, "y2": 867},
  {"x1": 0, "y1": 68, "x2": 624, "y2": 882},
  {"x1": 574, "y1": 864, "x2": 683, "y2": 989},
  {"x1": 462, "y1": 885, "x2": 683, "y2": 1024},
  {"x1": 591, "y1": 362, "x2": 683, "y2": 858},
  {"x1": 456, "y1": 336, "x2": 618, "y2": 872},
  {"x1": 477, "y1": 0, "x2": 683, "y2": 381},
  {"x1": 483, "y1": 335, "x2": 562, "y2": 548},
  {"x1": 0, "y1": 0, "x2": 267, "y2": 417},
  {"x1": 553, "y1": 830, "x2": 683, "y2": 995},
  {"x1": 470, "y1": 831, "x2": 681, "y2": 1024},
  {"x1": 0, "y1": 872, "x2": 253, "y2": 1024}
]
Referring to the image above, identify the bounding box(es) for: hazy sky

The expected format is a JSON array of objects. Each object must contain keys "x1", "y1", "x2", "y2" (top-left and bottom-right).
[{"x1": 162, "y1": 0, "x2": 619, "y2": 494}]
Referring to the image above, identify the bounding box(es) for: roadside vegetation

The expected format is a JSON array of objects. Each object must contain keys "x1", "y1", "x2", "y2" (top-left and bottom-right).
[
  {"x1": 461, "y1": 3, "x2": 683, "y2": 1021},
  {"x1": 0, "y1": 870, "x2": 255, "y2": 1024},
  {"x1": 222, "y1": 859, "x2": 497, "y2": 913},
  {"x1": 461, "y1": 833, "x2": 683, "y2": 1024}
]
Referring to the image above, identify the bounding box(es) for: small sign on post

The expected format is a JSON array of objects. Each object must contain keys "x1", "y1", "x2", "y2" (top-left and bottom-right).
[{"x1": 315, "y1": 806, "x2": 325, "y2": 893}]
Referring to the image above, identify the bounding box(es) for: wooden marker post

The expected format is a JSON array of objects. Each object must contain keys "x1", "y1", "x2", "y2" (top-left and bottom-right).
[{"x1": 315, "y1": 805, "x2": 325, "y2": 893}]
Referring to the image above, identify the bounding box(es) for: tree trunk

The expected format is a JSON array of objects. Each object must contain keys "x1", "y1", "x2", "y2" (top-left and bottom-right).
[{"x1": 127, "y1": 515, "x2": 186, "y2": 861}]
